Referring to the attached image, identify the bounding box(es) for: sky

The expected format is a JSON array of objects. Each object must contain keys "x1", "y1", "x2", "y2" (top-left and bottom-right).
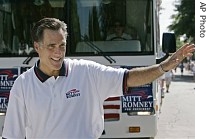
[{"x1": 159, "y1": 0, "x2": 176, "y2": 41}]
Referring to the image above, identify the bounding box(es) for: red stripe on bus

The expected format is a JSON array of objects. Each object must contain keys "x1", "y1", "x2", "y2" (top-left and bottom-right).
[
  {"x1": 103, "y1": 105, "x2": 120, "y2": 109},
  {"x1": 105, "y1": 97, "x2": 120, "y2": 101},
  {"x1": 104, "y1": 113, "x2": 120, "y2": 119}
]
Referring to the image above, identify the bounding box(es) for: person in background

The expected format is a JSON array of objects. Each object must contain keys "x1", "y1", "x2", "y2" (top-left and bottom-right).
[
  {"x1": 2, "y1": 17, "x2": 195, "y2": 139},
  {"x1": 180, "y1": 62, "x2": 184, "y2": 76},
  {"x1": 106, "y1": 20, "x2": 132, "y2": 41},
  {"x1": 158, "y1": 74, "x2": 165, "y2": 98},
  {"x1": 191, "y1": 61, "x2": 195, "y2": 81},
  {"x1": 164, "y1": 70, "x2": 173, "y2": 93}
]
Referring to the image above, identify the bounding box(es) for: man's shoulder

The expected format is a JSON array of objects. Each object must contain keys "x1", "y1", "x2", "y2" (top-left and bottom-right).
[
  {"x1": 122, "y1": 33, "x2": 132, "y2": 39},
  {"x1": 64, "y1": 58, "x2": 98, "y2": 67},
  {"x1": 19, "y1": 66, "x2": 34, "y2": 77}
]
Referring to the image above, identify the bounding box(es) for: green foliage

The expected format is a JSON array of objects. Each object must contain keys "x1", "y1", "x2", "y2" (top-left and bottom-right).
[
  {"x1": 168, "y1": 0, "x2": 195, "y2": 43},
  {"x1": 176, "y1": 38, "x2": 184, "y2": 49}
]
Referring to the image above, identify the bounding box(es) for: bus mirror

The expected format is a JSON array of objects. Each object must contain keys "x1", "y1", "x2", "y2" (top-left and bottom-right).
[{"x1": 162, "y1": 33, "x2": 176, "y2": 53}]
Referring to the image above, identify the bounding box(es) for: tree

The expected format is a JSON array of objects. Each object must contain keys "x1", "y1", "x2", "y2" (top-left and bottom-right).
[{"x1": 168, "y1": 0, "x2": 195, "y2": 43}]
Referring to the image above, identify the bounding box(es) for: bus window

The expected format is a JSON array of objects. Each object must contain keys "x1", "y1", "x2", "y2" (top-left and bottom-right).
[
  {"x1": 0, "y1": 0, "x2": 65, "y2": 56},
  {"x1": 69, "y1": 0, "x2": 153, "y2": 55}
]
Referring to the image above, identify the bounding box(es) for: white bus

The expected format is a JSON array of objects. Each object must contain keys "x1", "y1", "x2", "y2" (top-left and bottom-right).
[{"x1": 0, "y1": 0, "x2": 176, "y2": 138}]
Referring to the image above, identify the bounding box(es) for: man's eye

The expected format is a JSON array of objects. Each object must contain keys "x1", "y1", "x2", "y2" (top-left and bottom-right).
[
  {"x1": 60, "y1": 45, "x2": 66, "y2": 49},
  {"x1": 61, "y1": 45, "x2": 66, "y2": 48},
  {"x1": 48, "y1": 45, "x2": 55, "y2": 49}
]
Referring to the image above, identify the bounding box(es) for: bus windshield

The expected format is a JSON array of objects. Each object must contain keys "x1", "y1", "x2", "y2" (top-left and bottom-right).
[{"x1": 0, "y1": 0, "x2": 154, "y2": 57}]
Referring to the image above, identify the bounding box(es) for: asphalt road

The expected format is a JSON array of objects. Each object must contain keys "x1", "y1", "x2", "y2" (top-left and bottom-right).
[{"x1": 155, "y1": 68, "x2": 195, "y2": 139}]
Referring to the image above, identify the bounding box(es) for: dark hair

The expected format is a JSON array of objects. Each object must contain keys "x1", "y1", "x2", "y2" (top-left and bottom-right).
[
  {"x1": 113, "y1": 19, "x2": 125, "y2": 27},
  {"x1": 31, "y1": 18, "x2": 68, "y2": 42}
]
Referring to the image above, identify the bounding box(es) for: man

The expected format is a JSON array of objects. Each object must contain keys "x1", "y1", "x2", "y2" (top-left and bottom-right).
[
  {"x1": 164, "y1": 70, "x2": 173, "y2": 93},
  {"x1": 106, "y1": 20, "x2": 132, "y2": 40},
  {"x1": 2, "y1": 18, "x2": 195, "y2": 139}
]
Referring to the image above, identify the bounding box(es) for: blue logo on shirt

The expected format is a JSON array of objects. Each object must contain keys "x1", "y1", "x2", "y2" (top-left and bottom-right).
[{"x1": 66, "y1": 89, "x2": 80, "y2": 98}]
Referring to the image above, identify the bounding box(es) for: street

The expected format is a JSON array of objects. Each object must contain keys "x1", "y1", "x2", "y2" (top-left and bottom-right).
[{"x1": 155, "y1": 68, "x2": 195, "y2": 139}]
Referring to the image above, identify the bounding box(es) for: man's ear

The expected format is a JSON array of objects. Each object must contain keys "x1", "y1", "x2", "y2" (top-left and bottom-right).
[{"x1": 34, "y1": 42, "x2": 39, "y2": 52}]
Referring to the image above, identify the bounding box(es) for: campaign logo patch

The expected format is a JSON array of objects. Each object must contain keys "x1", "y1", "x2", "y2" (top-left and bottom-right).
[
  {"x1": 0, "y1": 92, "x2": 10, "y2": 113},
  {"x1": 66, "y1": 88, "x2": 80, "y2": 99},
  {"x1": 0, "y1": 68, "x2": 18, "y2": 92}
]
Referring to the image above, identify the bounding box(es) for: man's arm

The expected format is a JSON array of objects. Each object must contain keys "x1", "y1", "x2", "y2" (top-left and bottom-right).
[
  {"x1": 127, "y1": 43, "x2": 195, "y2": 87},
  {"x1": 127, "y1": 64, "x2": 164, "y2": 87}
]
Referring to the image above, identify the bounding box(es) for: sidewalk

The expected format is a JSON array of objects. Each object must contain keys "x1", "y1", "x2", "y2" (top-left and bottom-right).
[
  {"x1": 172, "y1": 67, "x2": 195, "y2": 82},
  {"x1": 156, "y1": 67, "x2": 195, "y2": 139}
]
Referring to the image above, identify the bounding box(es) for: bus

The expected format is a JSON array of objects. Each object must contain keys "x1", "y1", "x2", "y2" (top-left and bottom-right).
[{"x1": 0, "y1": 0, "x2": 176, "y2": 138}]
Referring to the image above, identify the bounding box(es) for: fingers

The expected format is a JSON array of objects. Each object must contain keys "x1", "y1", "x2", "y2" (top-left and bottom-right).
[
  {"x1": 182, "y1": 44, "x2": 195, "y2": 57},
  {"x1": 185, "y1": 53, "x2": 193, "y2": 57},
  {"x1": 178, "y1": 43, "x2": 190, "y2": 51},
  {"x1": 173, "y1": 43, "x2": 194, "y2": 65},
  {"x1": 177, "y1": 43, "x2": 194, "y2": 56},
  {"x1": 184, "y1": 44, "x2": 195, "y2": 52},
  {"x1": 171, "y1": 44, "x2": 193, "y2": 63},
  {"x1": 161, "y1": 43, "x2": 195, "y2": 72},
  {"x1": 179, "y1": 43, "x2": 195, "y2": 52}
]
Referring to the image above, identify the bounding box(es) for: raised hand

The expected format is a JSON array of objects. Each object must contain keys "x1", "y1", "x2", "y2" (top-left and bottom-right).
[{"x1": 161, "y1": 43, "x2": 195, "y2": 71}]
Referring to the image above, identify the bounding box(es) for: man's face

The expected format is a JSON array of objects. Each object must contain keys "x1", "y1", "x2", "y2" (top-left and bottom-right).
[
  {"x1": 34, "y1": 29, "x2": 66, "y2": 76},
  {"x1": 114, "y1": 22, "x2": 124, "y2": 36}
]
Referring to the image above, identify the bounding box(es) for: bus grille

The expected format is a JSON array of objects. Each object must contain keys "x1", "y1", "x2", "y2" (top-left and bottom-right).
[{"x1": 103, "y1": 97, "x2": 120, "y2": 121}]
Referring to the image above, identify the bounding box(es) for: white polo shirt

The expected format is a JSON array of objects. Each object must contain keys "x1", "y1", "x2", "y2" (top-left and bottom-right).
[{"x1": 2, "y1": 59, "x2": 127, "y2": 139}]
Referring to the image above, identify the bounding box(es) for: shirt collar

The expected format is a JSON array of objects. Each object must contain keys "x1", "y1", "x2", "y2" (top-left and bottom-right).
[{"x1": 34, "y1": 60, "x2": 68, "y2": 83}]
